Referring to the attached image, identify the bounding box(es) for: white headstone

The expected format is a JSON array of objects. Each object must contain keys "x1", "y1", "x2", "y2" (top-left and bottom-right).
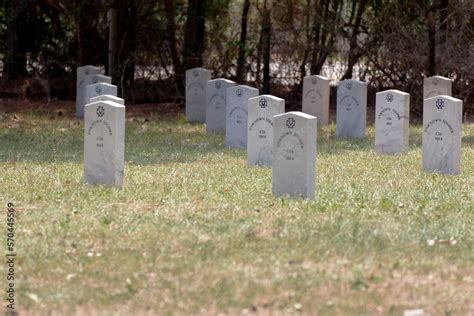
[
  {"x1": 247, "y1": 95, "x2": 285, "y2": 166},
  {"x1": 302, "y1": 75, "x2": 330, "y2": 125},
  {"x1": 92, "y1": 74, "x2": 112, "y2": 84},
  {"x1": 226, "y1": 85, "x2": 259, "y2": 148},
  {"x1": 86, "y1": 83, "x2": 117, "y2": 105},
  {"x1": 206, "y1": 78, "x2": 236, "y2": 133},
  {"x1": 423, "y1": 76, "x2": 452, "y2": 100},
  {"x1": 336, "y1": 79, "x2": 367, "y2": 138},
  {"x1": 185, "y1": 67, "x2": 211, "y2": 122},
  {"x1": 375, "y1": 90, "x2": 410, "y2": 154},
  {"x1": 84, "y1": 101, "x2": 125, "y2": 186},
  {"x1": 272, "y1": 112, "x2": 317, "y2": 199},
  {"x1": 422, "y1": 95, "x2": 463, "y2": 174},
  {"x1": 90, "y1": 94, "x2": 125, "y2": 105},
  {"x1": 76, "y1": 65, "x2": 102, "y2": 118}
]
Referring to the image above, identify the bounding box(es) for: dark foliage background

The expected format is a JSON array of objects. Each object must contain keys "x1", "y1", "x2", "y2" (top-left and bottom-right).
[{"x1": 0, "y1": 0, "x2": 473, "y2": 118}]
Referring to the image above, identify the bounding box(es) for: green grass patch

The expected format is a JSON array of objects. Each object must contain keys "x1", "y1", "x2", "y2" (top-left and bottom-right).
[{"x1": 0, "y1": 111, "x2": 473, "y2": 315}]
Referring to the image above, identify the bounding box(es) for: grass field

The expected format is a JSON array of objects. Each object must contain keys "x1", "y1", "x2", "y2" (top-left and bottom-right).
[{"x1": 0, "y1": 104, "x2": 473, "y2": 315}]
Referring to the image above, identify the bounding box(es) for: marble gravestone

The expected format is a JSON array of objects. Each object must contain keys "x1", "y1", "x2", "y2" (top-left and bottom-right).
[
  {"x1": 302, "y1": 75, "x2": 330, "y2": 125},
  {"x1": 86, "y1": 83, "x2": 117, "y2": 106},
  {"x1": 272, "y1": 112, "x2": 317, "y2": 199},
  {"x1": 423, "y1": 76, "x2": 452, "y2": 100},
  {"x1": 92, "y1": 74, "x2": 112, "y2": 85},
  {"x1": 84, "y1": 101, "x2": 125, "y2": 186},
  {"x1": 422, "y1": 95, "x2": 463, "y2": 175},
  {"x1": 76, "y1": 65, "x2": 102, "y2": 118},
  {"x1": 206, "y1": 78, "x2": 236, "y2": 133},
  {"x1": 90, "y1": 94, "x2": 125, "y2": 105},
  {"x1": 185, "y1": 67, "x2": 211, "y2": 123},
  {"x1": 336, "y1": 79, "x2": 367, "y2": 138},
  {"x1": 247, "y1": 95, "x2": 285, "y2": 166},
  {"x1": 375, "y1": 90, "x2": 410, "y2": 154},
  {"x1": 226, "y1": 85, "x2": 259, "y2": 148}
]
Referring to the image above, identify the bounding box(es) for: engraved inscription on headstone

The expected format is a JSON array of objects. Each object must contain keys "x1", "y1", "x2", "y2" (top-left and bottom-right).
[
  {"x1": 206, "y1": 78, "x2": 236, "y2": 133},
  {"x1": 272, "y1": 112, "x2": 317, "y2": 199},
  {"x1": 423, "y1": 76, "x2": 452, "y2": 100},
  {"x1": 84, "y1": 101, "x2": 125, "y2": 186},
  {"x1": 336, "y1": 79, "x2": 367, "y2": 138},
  {"x1": 302, "y1": 75, "x2": 330, "y2": 125},
  {"x1": 422, "y1": 95, "x2": 462, "y2": 174},
  {"x1": 86, "y1": 83, "x2": 117, "y2": 105},
  {"x1": 226, "y1": 85, "x2": 259, "y2": 148},
  {"x1": 185, "y1": 67, "x2": 211, "y2": 123},
  {"x1": 247, "y1": 95, "x2": 285, "y2": 166},
  {"x1": 76, "y1": 65, "x2": 102, "y2": 118},
  {"x1": 375, "y1": 90, "x2": 410, "y2": 154}
]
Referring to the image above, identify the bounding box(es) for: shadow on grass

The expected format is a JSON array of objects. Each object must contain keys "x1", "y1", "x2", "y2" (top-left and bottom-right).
[
  {"x1": 0, "y1": 121, "x2": 232, "y2": 165},
  {"x1": 1, "y1": 120, "x2": 469, "y2": 165}
]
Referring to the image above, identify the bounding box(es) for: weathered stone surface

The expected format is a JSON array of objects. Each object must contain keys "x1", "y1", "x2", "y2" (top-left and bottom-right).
[
  {"x1": 375, "y1": 90, "x2": 410, "y2": 154},
  {"x1": 225, "y1": 85, "x2": 259, "y2": 148},
  {"x1": 336, "y1": 79, "x2": 367, "y2": 138},
  {"x1": 84, "y1": 101, "x2": 125, "y2": 186},
  {"x1": 185, "y1": 68, "x2": 211, "y2": 122},
  {"x1": 86, "y1": 83, "x2": 117, "y2": 106},
  {"x1": 422, "y1": 95, "x2": 463, "y2": 174},
  {"x1": 92, "y1": 74, "x2": 112, "y2": 84},
  {"x1": 423, "y1": 76, "x2": 452, "y2": 100},
  {"x1": 247, "y1": 95, "x2": 285, "y2": 166},
  {"x1": 302, "y1": 75, "x2": 330, "y2": 125},
  {"x1": 272, "y1": 111, "x2": 317, "y2": 199},
  {"x1": 206, "y1": 78, "x2": 236, "y2": 133},
  {"x1": 76, "y1": 65, "x2": 102, "y2": 118}
]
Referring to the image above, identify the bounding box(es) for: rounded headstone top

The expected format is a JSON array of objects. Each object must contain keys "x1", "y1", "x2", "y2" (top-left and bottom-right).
[
  {"x1": 274, "y1": 111, "x2": 317, "y2": 120},
  {"x1": 338, "y1": 79, "x2": 367, "y2": 87},
  {"x1": 86, "y1": 100, "x2": 125, "y2": 109},
  {"x1": 376, "y1": 89, "x2": 409, "y2": 97},
  {"x1": 304, "y1": 74, "x2": 331, "y2": 84},
  {"x1": 227, "y1": 85, "x2": 259, "y2": 95},
  {"x1": 185, "y1": 67, "x2": 211, "y2": 76},
  {"x1": 249, "y1": 94, "x2": 284, "y2": 103},
  {"x1": 424, "y1": 75, "x2": 452, "y2": 84},
  {"x1": 424, "y1": 95, "x2": 461, "y2": 103}
]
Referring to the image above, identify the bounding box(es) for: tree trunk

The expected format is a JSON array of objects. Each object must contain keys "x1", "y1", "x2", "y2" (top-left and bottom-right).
[
  {"x1": 300, "y1": 0, "x2": 312, "y2": 82},
  {"x1": 342, "y1": 0, "x2": 367, "y2": 80},
  {"x1": 427, "y1": 9, "x2": 436, "y2": 76},
  {"x1": 3, "y1": 0, "x2": 28, "y2": 80},
  {"x1": 163, "y1": 0, "x2": 182, "y2": 90},
  {"x1": 262, "y1": 2, "x2": 271, "y2": 94},
  {"x1": 236, "y1": 0, "x2": 250, "y2": 83},
  {"x1": 107, "y1": 7, "x2": 118, "y2": 80},
  {"x1": 182, "y1": 0, "x2": 208, "y2": 72}
]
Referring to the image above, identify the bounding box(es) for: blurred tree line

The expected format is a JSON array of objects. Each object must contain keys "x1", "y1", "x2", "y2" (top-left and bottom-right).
[{"x1": 0, "y1": 0, "x2": 473, "y2": 115}]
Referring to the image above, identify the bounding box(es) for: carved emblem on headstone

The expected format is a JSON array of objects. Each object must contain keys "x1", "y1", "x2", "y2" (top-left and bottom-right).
[
  {"x1": 236, "y1": 88, "x2": 242, "y2": 97},
  {"x1": 346, "y1": 82, "x2": 353, "y2": 90},
  {"x1": 193, "y1": 70, "x2": 199, "y2": 77},
  {"x1": 85, "y1": 69, "x2": 90, "y2": 75},
  {"x1": 386, "y1": 93, "x2": 394, "y2": 103},
  {"x1": 432, "y1": 78, "x2": 438, "y2": 86},
  {"x1": 215, "y1": 81, "x2": 221, "y2": 89},
  {"x1": 286, "y1": 117, "x2": 296, "y2": 129},
  {"x1": 259, "y1": 98, "x2": 267, "y2": 108},
  {"x1": 96, "y1": 105, "x2": 105, "y2": 117},
  {"x1": 312, "y1": 77, "x2": 317, "y2": 85},
  {"x1": 435, "y1": 98, "x2": 444, "y2": 109},
  {"x1": 95, "y1": 85, "x2": 102, "y2": 94}
]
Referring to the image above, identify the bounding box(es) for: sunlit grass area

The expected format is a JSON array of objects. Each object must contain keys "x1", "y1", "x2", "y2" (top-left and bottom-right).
[{"x1": 0, "y1": 109, "x2": 473, "y2": 315}]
